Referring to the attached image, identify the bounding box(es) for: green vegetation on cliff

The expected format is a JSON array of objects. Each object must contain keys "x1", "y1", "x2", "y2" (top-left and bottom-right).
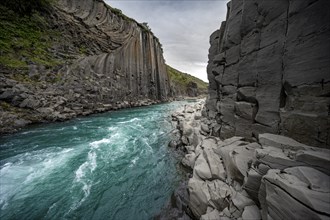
[
  {"x1": 0, "y1": 2, "x2": 61, "y2": 70},
  {"x1": 167, "y1": 65, "x2": 208, "y2": 96}
]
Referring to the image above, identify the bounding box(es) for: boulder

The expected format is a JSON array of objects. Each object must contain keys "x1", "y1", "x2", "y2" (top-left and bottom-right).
[
  {"x1": 218, "y1": 141, "x2": 260, "y2": 184},
  {"x1": 181, "y1": 153, "x2": 196, "y2": 169},
  {"x1": 242, "y1": 205, "x2": 261, "y2": 220},
  {"x1": 206, "y1": 180, "x2": 232, "y2": 211},
  {"x1": 201, "y1": 123, "x2": 210, "y2": 133},
  {"x1": 188, "y1": 178, "x2": 210, "y2": 218},
  {"x1": 200, "y1": 209, "x2": 221, "y2": 220},
  {"x1": 193, "y1": 153, "x2": 212, "y2": 180},
  {"x1": 259, "y1": 167, "x2": 330, "y2": 220},
  {"x1": 231, "y1": 190, "x2": 255, "y2": 213},
  {"x1": 203, "y1": 147, "x2": 226, "y2": 181}
]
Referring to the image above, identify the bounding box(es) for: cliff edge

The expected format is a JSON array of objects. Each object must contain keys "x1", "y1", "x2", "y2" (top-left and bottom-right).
[
  {"x1": 0, "y1": 0, "x2": 171, "y2": 134},
  {"x1": 205, "y1": 0, "x2": 330, "y2": 148}
]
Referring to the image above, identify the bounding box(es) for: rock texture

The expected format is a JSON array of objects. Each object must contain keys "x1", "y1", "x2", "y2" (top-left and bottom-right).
[
  {"x1": 168, "y1": 101, "x2": 330, "y2": 220},
  {"x1": 205, "y1": 0, "x2": 330, "y2": 148},
  {"x1": 0, "y1": 0, "x2": 174, "y2": 134}
]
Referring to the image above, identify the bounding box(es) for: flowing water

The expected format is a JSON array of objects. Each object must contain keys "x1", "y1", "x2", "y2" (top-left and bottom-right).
[{"x1": 0, "y1": 101, "x2": 191, "y2": 220}]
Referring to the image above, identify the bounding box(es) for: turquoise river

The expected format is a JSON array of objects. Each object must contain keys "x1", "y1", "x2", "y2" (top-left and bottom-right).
[{"x1": 0, "y1": 101, "x2": 191, "y2": 220}]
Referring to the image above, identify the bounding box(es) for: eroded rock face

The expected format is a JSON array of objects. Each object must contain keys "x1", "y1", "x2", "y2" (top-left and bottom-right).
[
  {"x1": 259, "y1": 167, "x2": 330, "y2": 220},
  {"x1": 169, "y1": 101, "x2": 330, "y2": 220},
  {"x1": 0, "y1": 0, "x2": 171, "y2": 134},
  {"x1": 205, "y1": 0, "x2": 330, "y2": 148}
]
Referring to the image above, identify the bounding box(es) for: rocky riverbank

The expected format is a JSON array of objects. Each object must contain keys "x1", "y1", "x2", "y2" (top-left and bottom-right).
[
  {"x1": 0, "y1": 78, "x2": 167, "y2": 135},
  {"x1": 162, "y1": 101, "x2": 330, "y2": 220},
  {"x1": 0, "y1": 0, "x2": 207, "y2": 135}
]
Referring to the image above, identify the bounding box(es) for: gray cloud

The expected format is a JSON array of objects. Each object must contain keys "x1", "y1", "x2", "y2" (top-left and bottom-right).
[{"x1": 106, "y1": 0, "x2": 228, "y2": 82}]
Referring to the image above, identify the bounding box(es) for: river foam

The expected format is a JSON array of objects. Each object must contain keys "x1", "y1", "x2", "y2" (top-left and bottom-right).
[{"x1": 0, "y1": 101, "x2": 190, "y2": 219}]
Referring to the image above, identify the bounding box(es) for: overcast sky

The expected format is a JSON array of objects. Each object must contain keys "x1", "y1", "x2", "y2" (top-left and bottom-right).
[{"x1": 105, "y1": 0, "x2": 228, "y2": 82}]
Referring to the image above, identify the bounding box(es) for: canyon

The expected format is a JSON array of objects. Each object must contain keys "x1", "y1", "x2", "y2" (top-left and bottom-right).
[
  {"x1": 0, "y1": 0, "x2": 329, "y2": 220},
  {"x1": 163, "y1": 0, "x2": 329, "y2": 219},
  {"x1": 0, "y1": 0, "x2": 206, "y2": 134}
]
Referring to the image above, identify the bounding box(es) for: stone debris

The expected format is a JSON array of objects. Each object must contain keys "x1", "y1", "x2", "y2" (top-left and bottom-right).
[{"x1": 169, "y1": 100, "x2": 330, "y2": 220}]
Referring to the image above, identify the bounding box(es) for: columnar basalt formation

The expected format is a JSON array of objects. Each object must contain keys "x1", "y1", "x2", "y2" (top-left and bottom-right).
[
  {"x1": 0, "y1": 0, "x2": 171, "y2": 133},
  {"x1": 56, "y1": 0, "x2": 170, "y2": 102},
  {"x1": 205, "y1": 0, "x2": 330, "y2": 148}
]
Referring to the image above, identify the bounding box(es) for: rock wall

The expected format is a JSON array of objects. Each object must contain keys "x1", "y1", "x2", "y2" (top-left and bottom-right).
[
  {"x1": 0, "y1": 0, "x2": 171, "y2": 133},
  {"x1": 167, "y1": 102, "x2": 330, "y2": 220},
  {"x1": 205, "y1": 0, "x2": 330, "y2": 148},
  {"x1": 56, "y1": 0, "x2": 170, "y2": 102}
]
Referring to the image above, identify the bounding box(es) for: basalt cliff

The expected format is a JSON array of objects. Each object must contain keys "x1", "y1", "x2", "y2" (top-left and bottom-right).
[
  {"x1": 0, "y1": 0, "x2": 205, "y2": 134},
  {"x1": 162, "y1": 0, "x2": 330, "y2": 220},
  {"x1": 205, "y1": 0, "x2": 330, "y2": 148}
]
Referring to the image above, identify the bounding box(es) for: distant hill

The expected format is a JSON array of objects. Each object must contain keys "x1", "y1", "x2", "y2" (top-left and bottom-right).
[{"x1": 167, "y1": 65, "x2": 208, "y2": 97}]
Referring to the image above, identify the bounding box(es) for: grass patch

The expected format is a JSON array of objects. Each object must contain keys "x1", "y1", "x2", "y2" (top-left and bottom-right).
[
  {"x1": 0, "y1": 4, "x2": 62, "y2": 69},
  {"x1": 167, "y1": 65, "x2": 208, "y2": 93}
]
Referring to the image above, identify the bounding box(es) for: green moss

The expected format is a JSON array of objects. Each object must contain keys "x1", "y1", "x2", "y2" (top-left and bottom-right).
[
  {"x1": 79, "y1": 46, "x2": 88, "y2": 55},
  {"x1": 0, "y1": 56, "x2": 27, "y2": 68},
  {"x1": 0, "y1": 4, "x2": 62, "y2": 69},
  {"x1": 167, "y1": 65, "x2": 208, "y2": 92},
  {"x1": 11, "y1": 73, "x2": 37, "y2": 84}
]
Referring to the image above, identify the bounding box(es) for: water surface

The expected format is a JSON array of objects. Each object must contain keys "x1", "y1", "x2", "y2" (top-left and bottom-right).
[{"x1": 0, "y1": 101, "x2": 188, "y2": 220}]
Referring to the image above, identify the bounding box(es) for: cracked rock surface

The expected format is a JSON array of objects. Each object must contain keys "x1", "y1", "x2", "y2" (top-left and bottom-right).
[
  {"x1": 167, "y1": 100, "x2": 330, "y2": 220},
  {"x1": 205, "y1": 0, "x2": 330, "y2": 148},
  {"x1": 1, "y1": 0, "x2": 171, "y2": 134}
]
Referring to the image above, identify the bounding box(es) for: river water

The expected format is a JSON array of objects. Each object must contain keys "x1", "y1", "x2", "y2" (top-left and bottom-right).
[{"x1": 0, "y1": 101, "x2": 190, "y2": 220}]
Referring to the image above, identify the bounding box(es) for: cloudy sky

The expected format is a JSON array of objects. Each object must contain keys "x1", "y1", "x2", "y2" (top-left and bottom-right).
[{"x1": 105, "y1": 0, "x2": 228, "y2": 82}]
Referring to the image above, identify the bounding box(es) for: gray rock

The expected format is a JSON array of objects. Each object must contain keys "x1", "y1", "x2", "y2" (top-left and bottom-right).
[
  {"x1": 218, "y1": 141, "x2": 260, "y2": 184},
  {"x1": 201, "y1": 123, "x2": 210, "y2": 134},
  {"x1": 203, "y1": 147, "x2": 226, "y2": 181},
  {"x1": 14, "y1": 118, "x2": 31, "y2": 127},
  {"x1": 243, "y1": 168, "x2": 263, "y2": 204},
  {"x1": 188, "y1": 178, "x2": 210, "y2": 218},
  {"x1": 259, "y1": 167, "x2": 330, "y2": 220},
  {"x1": 234, "y1": 101, "x2": 256, "y2": 121},
  {"x1": 242, "y1": 205, "x2": 261, "y2": 220},
  {"x1": 295, "y1": 150, "x2": 330, "y2": 176},
  {"x1": 207, "y1": 180, "x2": 232, "y2": 212},
  {"x1": 205, "y1": 0, "x2": 330, "y2": 147},
  {"x1": 255, "y1": 146, "x2": 304, "y2": 170},
  {"x1": 193, "y1": 153, "x2": 212, "y2": 180},
  {"x1": 200, "y1": 209, "x2": 221, "y2": 220},
  {"x1": 181, "y1": 153, "x2": 196, "y2": 169},
  {"x1": 258, "y1": 133, "x2": 309, "y2": 151}
]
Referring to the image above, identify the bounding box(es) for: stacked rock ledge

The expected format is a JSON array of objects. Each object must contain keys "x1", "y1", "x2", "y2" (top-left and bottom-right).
[
  {"x1": 205, "y1": 0, "x2": 330, "y2": 148},
  {"x1": 165, "y1": 101, "x2": 330, "y2": 220}
]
